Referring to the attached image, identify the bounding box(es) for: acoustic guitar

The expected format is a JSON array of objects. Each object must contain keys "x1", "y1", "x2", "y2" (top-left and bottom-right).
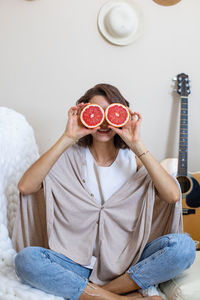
[{"x1": 161, "y1": 73, "x2": 200, "y2": 243}]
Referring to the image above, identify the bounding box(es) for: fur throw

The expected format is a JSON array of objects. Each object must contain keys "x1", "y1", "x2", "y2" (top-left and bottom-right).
[{"x1": 0, "y1": 107, "x2": 63, "y2": 299}]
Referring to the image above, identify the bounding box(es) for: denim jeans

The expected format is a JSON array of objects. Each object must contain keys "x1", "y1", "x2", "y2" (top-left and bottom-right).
[
  {"x1": 15, "y1": 233, "x2": 196, "y2": 300},
  {"x1": 127, "y1": 232, "x2": 196, "y2": 289}
]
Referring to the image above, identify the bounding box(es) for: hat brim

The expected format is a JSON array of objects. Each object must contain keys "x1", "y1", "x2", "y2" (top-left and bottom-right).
[{"x1": 97, "y1": 0, "x2": 143, "y2": 46}]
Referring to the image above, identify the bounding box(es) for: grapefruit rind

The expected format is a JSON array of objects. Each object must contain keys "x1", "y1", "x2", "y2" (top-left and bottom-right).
[
  {"x1": 80, "y1": 104, "x2": 105, "y2": 128},
  {"x1": 105, "y1": 103, "x2": 130, "y2": 127}
]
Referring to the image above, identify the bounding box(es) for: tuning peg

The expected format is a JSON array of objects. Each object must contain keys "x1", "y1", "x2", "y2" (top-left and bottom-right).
[{"x1": 172, "y1": 77, "x2": 177, "y2": 81}]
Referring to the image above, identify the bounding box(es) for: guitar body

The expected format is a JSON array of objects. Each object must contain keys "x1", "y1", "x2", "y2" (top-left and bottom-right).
[
  {"x1": 161, "y1": 159, "x2": 200, "y2": 242},
  {"x1": 182, "y1": 172, "x2": 200, "y2": 241}
]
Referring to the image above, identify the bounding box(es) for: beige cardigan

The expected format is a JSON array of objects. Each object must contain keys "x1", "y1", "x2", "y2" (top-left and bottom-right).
[{"x1": 12, "y1": 144, "x2": 183, "y2": 285}]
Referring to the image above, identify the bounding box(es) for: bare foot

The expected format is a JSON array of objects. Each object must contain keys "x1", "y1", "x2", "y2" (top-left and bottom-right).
[
  {"x1": 143, "y1": 297, "x2": 163, "y2": 300},
  {"x1": 125, "y1": 291, "x2": 143, "y2": 297},
  {"x1": 79, "y1": 282, "x2": 163, "y2": 300},
  {"x1": 125, "y1": 291, "x2": 142, "y2": 297}
]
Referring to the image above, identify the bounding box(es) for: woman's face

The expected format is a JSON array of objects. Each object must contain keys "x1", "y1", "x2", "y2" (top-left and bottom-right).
[{"x1": 89, "y1": 95, "x2": 116, "y2": 143}]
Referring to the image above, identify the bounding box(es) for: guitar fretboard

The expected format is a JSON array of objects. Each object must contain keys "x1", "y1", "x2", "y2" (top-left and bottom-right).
[{"x1": 178, "y1": 96, "x2": 188, "y2": 176}]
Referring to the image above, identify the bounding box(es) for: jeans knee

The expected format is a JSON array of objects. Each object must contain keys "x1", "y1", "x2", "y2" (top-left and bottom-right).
[
  {"x1": 15, "y1": 246, "x2": 43, "y2": 279},
  {"x1": 168, "y1": 233, "x2": 196, "y2": 269}
]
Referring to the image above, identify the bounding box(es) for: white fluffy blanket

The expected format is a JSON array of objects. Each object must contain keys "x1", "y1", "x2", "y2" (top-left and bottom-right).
[{"x1": 0, "y1": 107, "x2": 64, "y2": 300}]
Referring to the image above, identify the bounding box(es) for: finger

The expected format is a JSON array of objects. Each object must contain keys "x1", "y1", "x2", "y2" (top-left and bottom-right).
[
  {"x1": 133, "y1": 112, "x2": 142, "y2": 119},
  {"x1": 78, "y1": 127, "x2": 98, "y2": 136},
  {"x1": 76, "y1": 102, "x2": 86, "y2": 109},
  {"x1": 77, "y1": 102, "x2": 85, "y2": 106},
  {"x1": 128, "y1": 108, "x2": 137, "y2": 121},
  {"x1": 130, "y1": 112, "x2": 142, "y2": 122},
  {"x1": 135, "y1": 112, "x2": 142, "y2": 124},
  {"x1": 128, "y1": 107, "x2": 135, "y2": 116},
  {"x1": 77, "y1": 103, "x2": 89, "y2": 115},
  {"x1": 108, "y1": 125, "x2": 122, "y2": 135},
  {"x1": 70, "y1": 105, "x2": 79, "y2": 110},
  {"x1": 71, "y1": 109, "x2": 78, "y2": 116},
  {"x1": 69, "y1": 106, "x2": 77, "y2": 113},
  {"x1": 73, "y1": 104, "x2": 85, "y2": 113},
  {"x1": 77, "y1": 105, "x2": 85, "y2": 115},
  {"x1": 70, "y1": 103, "x2": 86, "y2": 113},
  {"x1": 87, "y1": 126, "x2": 101, "y2": 133},
  {"x1": 68, "y1": 108, "x2": 78, "y2": 119}
]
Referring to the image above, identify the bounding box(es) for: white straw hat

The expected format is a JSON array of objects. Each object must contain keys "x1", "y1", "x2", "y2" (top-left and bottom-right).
[{"x1": 98, "y1": 0, "x2": 143, "y2": 46}]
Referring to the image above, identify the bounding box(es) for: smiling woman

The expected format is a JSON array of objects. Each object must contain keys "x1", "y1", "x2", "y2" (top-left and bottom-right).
[
  {"x1": 76, "y1": 83, "x2": 130, "y2": 149},
  {"x1": 12, "y1": 83, "x2": 195, "y2": 300}
]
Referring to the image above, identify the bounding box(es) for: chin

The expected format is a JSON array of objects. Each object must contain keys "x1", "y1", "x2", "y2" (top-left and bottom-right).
[{"x1": 92, "y1": 132, "x2": 115, "y2": 143}]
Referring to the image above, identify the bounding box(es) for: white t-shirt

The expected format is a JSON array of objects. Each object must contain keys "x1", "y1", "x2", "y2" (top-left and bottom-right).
[{"x1": 84, "y1": 147, "x2": 137, "y2": 268}]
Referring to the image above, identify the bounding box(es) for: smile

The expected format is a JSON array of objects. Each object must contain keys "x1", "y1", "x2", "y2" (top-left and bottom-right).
[{"x1": 97, "y1": 128, "x2": 112, "y2": 134}]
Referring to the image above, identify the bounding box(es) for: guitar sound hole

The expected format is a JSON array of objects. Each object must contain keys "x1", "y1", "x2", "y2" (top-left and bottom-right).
[{"x1": 177, "y1": 176, "x2": 191, "y2": 194}]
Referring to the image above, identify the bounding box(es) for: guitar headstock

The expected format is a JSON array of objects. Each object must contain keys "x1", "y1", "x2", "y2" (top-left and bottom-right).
[{"x1": 176, "y1": 73, "x2": 191, "y2": 96}]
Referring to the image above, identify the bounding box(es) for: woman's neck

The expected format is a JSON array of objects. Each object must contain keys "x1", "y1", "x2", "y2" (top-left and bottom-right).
[{"x1": 89, "y1": 140, "x2": 118, "y2": 166}]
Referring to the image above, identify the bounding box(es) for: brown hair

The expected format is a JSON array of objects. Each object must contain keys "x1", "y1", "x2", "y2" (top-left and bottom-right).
[{"x1": 76, "y1": 83, "x2": 130, "y2": 149}]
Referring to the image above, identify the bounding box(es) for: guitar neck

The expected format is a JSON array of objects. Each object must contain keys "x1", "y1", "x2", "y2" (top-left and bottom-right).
[{"x1": 178, "y1": 96, "x2": 188, "y2": 176}]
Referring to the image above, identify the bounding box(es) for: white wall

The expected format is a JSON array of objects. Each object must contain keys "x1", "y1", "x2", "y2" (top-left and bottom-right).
[{"x1": 0, "y1": 0, "x2": 199, "y2": 171}]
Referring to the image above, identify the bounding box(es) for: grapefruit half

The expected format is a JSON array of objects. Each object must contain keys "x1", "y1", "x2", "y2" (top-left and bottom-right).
[
  {"x1": 105, "y1": 103, "x2": 130, "y2": 127},
  {"x1": 80, "y1": 104, "x2": 105, "y2": 128}
]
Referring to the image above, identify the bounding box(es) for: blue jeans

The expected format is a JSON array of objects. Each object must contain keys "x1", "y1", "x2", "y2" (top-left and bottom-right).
[{"x1": 15, "y1": 233, "x2": 196, "y2": 300}]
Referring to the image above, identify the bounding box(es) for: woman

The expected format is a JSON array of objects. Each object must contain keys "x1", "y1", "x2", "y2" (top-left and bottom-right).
[{"x1": 13, "y1": 84, "x2": 196, "y2": 300}]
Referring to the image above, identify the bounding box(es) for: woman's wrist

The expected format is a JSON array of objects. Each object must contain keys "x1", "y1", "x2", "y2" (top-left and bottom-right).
[
  {"x1": 60, "y1": 134, "x2": 77, "y2": 148},
  {"x1": 129, "y1": 140, "x2": 148, "y2": 157}
]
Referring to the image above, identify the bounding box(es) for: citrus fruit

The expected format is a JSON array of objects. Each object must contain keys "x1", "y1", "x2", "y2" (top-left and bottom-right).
[
  {"x1": 105, "y1": 103, "x2": 130, "y2": 127},
  {"x1": 80, "y1": 104, "x2": 105, "y2": 128}
]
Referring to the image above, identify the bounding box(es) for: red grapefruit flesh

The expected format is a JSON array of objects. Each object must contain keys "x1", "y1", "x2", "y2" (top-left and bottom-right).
[
  {"x1": 105, "y1": 103, "x2": 130, "y2": 127},
  {"x1": 80, "y1": 104, "x2": 105, "y2": 128}
]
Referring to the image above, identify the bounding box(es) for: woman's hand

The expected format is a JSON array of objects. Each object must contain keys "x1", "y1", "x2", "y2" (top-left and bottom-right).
[
  {"x1": 108, "y1": 109, "x2": 142, "y2": 148},
  {"x1": 64, "y1": 103, "x2": 100, "y2": 141}
]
